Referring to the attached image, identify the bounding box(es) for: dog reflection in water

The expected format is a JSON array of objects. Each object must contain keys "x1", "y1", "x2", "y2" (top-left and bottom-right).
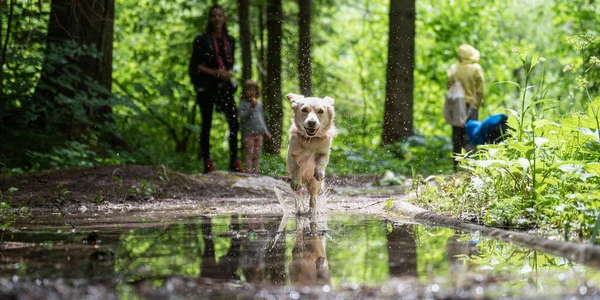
[{"x1": 288, "y1": 216, "x2": 331, "y2": 286}]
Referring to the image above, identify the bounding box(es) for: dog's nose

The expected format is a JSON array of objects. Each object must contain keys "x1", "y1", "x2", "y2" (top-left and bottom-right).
[{"x1": 307, "y1": 120, "x2": 317, "y2": 128}]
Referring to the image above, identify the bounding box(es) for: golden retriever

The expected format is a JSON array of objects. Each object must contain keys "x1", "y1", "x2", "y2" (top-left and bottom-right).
[{"x1": 285, "y1": 93, "x2": 337, "y2": 213}]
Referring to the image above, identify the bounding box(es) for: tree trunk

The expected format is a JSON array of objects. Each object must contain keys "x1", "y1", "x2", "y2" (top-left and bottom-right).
[
  {"x1": 238, "y1": 0, "x2": 252, "y2": 82},
  {"x1": 33, "y1": 0, "x2": 117, "y2": 141},
  {"x1": 382, "y1": 0, "x2": 415, "y2": 145},
  {"x1": 386, "y1": 224, "x2": 417, "y2": 277},
  {"x1": 298, "y1": 0, "x2": 311, "y2": 96},
  {"x1": 0, "y1": 0, "x2": 12, "y2": 100},
  {"x1": 257, "y1": 4, "x2": 266, "y2": 89},
  {"x1": 265, "y1": 217, "x2": 287, "y2": 285},
  {"x1": 264, "y1": 0, "x2": 283, "y2": 154}
]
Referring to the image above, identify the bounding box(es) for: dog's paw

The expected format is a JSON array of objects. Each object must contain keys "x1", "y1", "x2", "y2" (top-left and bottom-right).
[
  {"x1": 291, "y1": 180, "x2": 301, "y2": 191},
  {"x1": 314, "y1": 169, "x2": 325, "y2": 181}
]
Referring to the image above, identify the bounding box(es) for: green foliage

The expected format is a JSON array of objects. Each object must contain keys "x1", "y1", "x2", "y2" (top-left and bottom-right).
[
  {"x1": 417, "y1": 50, "x2": 600, "y2": 239},
  {"x1": 3, "y1": 0, "x2": 598, "y2": 177}
]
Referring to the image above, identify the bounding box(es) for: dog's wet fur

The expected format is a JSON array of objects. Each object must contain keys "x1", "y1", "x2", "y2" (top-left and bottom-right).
[{"x1": 286, "y1": 93, "x2": 337, "y2": 213}]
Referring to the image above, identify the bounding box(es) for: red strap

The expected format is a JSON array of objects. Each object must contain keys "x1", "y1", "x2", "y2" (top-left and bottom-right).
[{"x1": 212, "y1": 34, "x2": 232, "y2": 70}]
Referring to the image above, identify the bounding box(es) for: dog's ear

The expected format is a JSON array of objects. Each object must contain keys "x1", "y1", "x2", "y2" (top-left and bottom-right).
[
  {"x1": 287, "y1": 93, "x2": 304, "y2": 110},
  {"x1": 323, "y1": 97, "x2": 335, "y2": 119},
  {"x1": 286, "y1": 93, "x2": 304, "y2": 102}
]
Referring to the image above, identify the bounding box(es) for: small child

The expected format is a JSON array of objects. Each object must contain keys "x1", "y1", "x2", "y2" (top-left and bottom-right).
[{"x1": 237, "y1": 80, "x2": 271, "y2": 175}]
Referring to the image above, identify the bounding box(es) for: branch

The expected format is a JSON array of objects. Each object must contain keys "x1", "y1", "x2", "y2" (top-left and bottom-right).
[{"x1": 113, "y1": 80, "x2": 181, "y2": 143}]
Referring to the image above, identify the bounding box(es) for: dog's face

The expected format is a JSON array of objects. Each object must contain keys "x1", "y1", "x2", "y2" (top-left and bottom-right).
[{"x1": 286, "y1": 93, "x2": 335, "y2": 138}]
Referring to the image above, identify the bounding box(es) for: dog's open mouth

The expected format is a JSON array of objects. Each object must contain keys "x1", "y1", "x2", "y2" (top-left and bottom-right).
[{"x1": 304, "y1": 127, "x2": 319, "y2": 137}]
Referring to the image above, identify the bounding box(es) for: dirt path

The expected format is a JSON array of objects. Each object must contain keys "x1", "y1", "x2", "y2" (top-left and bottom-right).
[
  {"x1": 3, "y1": 164, "x2": 599, "y2": 270},
  {"x1": 0, "y1": 164, "x2": 403, "y2": 217}
]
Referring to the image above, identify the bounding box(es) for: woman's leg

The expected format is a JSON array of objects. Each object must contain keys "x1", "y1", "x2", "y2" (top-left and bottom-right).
[
  {"x1": 198, "y1": 91, "x2": 214, "y2": 162},
  {"x1": 464, "y1": 108, "x2": 479, "y2": 153},
  {"x1": 217, "y1": 88, "x2": 241, "y2": 170},
  {"x1": 451, "y1": 126, "x2": 465, "y2": 171},
  {"x1": 452, "y1": 107, "x2": 479, "y2": 171}
]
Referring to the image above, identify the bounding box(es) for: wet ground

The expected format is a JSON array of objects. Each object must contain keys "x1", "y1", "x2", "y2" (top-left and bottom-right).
[
  {"x1": 1, "y1": 166, "x2": 599, "y2": 298},
  {"x1": 0, "y1": 210, "x2": 599, "y2": 299}
]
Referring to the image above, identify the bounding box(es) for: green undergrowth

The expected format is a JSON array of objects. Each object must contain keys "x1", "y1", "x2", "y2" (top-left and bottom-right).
[{"x1": 413, "y1": 49, "x2": 600, "y2": 243}]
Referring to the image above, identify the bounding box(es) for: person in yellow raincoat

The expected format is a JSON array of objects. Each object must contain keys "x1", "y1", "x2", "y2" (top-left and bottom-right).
[{"x1": 447, "y1": 44, "x2": 485, "y2": 171}]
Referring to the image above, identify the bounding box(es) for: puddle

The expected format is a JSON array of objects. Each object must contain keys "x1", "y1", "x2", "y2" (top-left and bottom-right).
[{"x1": 0, "y1": 213, "x2": 598, "y2": 299}]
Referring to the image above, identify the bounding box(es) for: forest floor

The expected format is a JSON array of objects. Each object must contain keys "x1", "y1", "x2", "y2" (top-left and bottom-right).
[
  {"x1": 0, "y1": 164, "x2": 406, "y2": 216},
  {"x1": 2, "y1": 164, "x2": 598, "y2": 269}
]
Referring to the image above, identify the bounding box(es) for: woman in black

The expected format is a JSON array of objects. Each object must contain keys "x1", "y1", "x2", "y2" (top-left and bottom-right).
[{"x1": 189, "y1": 5, "x2": 243, "y2": 173}]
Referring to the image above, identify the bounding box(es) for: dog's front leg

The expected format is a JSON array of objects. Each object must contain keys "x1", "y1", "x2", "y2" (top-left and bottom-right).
[
  {"x1": 286, "y1": 151, "x2": 302, "y2": 192},
  {"x1": 313, "y1": 152, "x2": 331, "y2": 181},
  {"x1": 307, "y1": 177, "x2": 321, "y2": 211}
]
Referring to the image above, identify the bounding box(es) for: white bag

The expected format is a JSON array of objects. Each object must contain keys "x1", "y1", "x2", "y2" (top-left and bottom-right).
[{"x1": 443, "y1": 76, "x2": 467, "y2": 126}]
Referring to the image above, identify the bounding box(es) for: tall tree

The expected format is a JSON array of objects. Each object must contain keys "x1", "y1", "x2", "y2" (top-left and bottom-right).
[
  {"x1": 33, "y1": 0, "x2": 117, "y2": 142},
  {"x1": 256, "y1": 3, "x2": 267, "y2": 90},
  {"x1": 298, "y1": 0, "x2": 311, "y2": 96},
  {"x1": 238, "y1": 0, "x2": 252, "y2": 82},
  {"x1": 264, "y1": 0, "x2": 283, "y2": 154},
  {"x1": 386, "y1": 224, "x2": 417, "y2": 277},
  {"x1": 382, "y1": 0, "x2": 415, "y2": 144}
]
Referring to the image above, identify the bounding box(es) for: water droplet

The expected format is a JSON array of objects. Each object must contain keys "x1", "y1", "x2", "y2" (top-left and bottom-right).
[{"x1": 476, "y1": 286, "x2": 484, "y2": 294}]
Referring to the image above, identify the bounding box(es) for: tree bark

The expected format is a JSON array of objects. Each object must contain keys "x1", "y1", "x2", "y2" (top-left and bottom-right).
[
  {"x1": 298, "y1": 0, "x2": 311, "y2": 96},
  {"x1": 238, "y1": 0, "x2": 252, "y2": 82},
  {"x1": 264, "y1": 0, "x2": 283, "y2": 154},
  {"x1": 382, "y1": 0, "x2": 415, "y2": 144},
  {"x1": 257, "y1": 4, "x2": 266, "y2": 90},
  {"x1": 33, "y1": 0, "x2": 117, "y2": 141},
  {"x1": 386, "y1": 224, "x2": 417, "y2": 277}
]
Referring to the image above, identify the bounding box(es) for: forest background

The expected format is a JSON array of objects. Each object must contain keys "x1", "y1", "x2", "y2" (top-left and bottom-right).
[{"x1": 0, "y1": 0, "x2": 597, "y2": 175}]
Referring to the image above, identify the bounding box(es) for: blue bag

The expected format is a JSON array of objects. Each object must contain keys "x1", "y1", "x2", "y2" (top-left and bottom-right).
[{"x1": 466, "y1": 114, "x2": 509, "y2": 146}]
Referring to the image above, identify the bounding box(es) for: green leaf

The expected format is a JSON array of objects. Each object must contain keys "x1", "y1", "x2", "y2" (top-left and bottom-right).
[
  {"x1": 584, "y1": 163, "x2": 600, "y2": 177},
  {"x1": 509, "y1": 142, "x2": 532, "y2": 157},
  {"x1": 529, "y1": 52, "x2": 539, "y2": 73},
  {"x1": 493, "y1": 81, "x2": 522, "y2": 91}
]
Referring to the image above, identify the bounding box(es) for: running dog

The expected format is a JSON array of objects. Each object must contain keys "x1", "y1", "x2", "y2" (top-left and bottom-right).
[{"x1": 285, "y1": 93, "x2": 337, "y2": 213}]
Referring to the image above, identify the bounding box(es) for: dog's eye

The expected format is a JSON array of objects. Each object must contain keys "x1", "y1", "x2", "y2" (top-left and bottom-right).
[
  {"x1": 317, "y1": 109, "x2": 325, "y2": 114},
  {"x1": 301, "y1": 108, "x2": 309, "y2": 113}
]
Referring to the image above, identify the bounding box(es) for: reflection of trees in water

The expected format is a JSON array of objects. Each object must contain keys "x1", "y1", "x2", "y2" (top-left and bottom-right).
[
  {"x1": 200, "y1": 215, "x2": 241, "y2": 280},
  {"x1": 114, "y1": 215, "x2": 400, "y2": 286},
  {"x1": 386, "y1": 224, "x2": 418, "y2": 277},
  {"x1": 198, "y1": 214, "x2": 288, "y2": 285},
  {"x1": 240, "y1": 215, "x2": 268, "y2": 284},
  {"x1": 264, "y1": 217, "x2": 287, "y2": 285},
  {"x1": 445, "y1": 232, "x2": 480, "y2": 288}
]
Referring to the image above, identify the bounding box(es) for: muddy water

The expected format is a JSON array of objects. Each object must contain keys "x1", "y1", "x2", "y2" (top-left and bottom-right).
[{"x1": 0, "y1": 213, "x2": 598, "y2": 299}]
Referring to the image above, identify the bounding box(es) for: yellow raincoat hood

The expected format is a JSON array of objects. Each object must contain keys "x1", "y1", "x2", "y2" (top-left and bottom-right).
[
  {"x1": 458, "y1": 44, "x2": 480, "y2": 63},
  {"x1": 447, "y1": 44, "x2": 485, "y2": 109}
]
